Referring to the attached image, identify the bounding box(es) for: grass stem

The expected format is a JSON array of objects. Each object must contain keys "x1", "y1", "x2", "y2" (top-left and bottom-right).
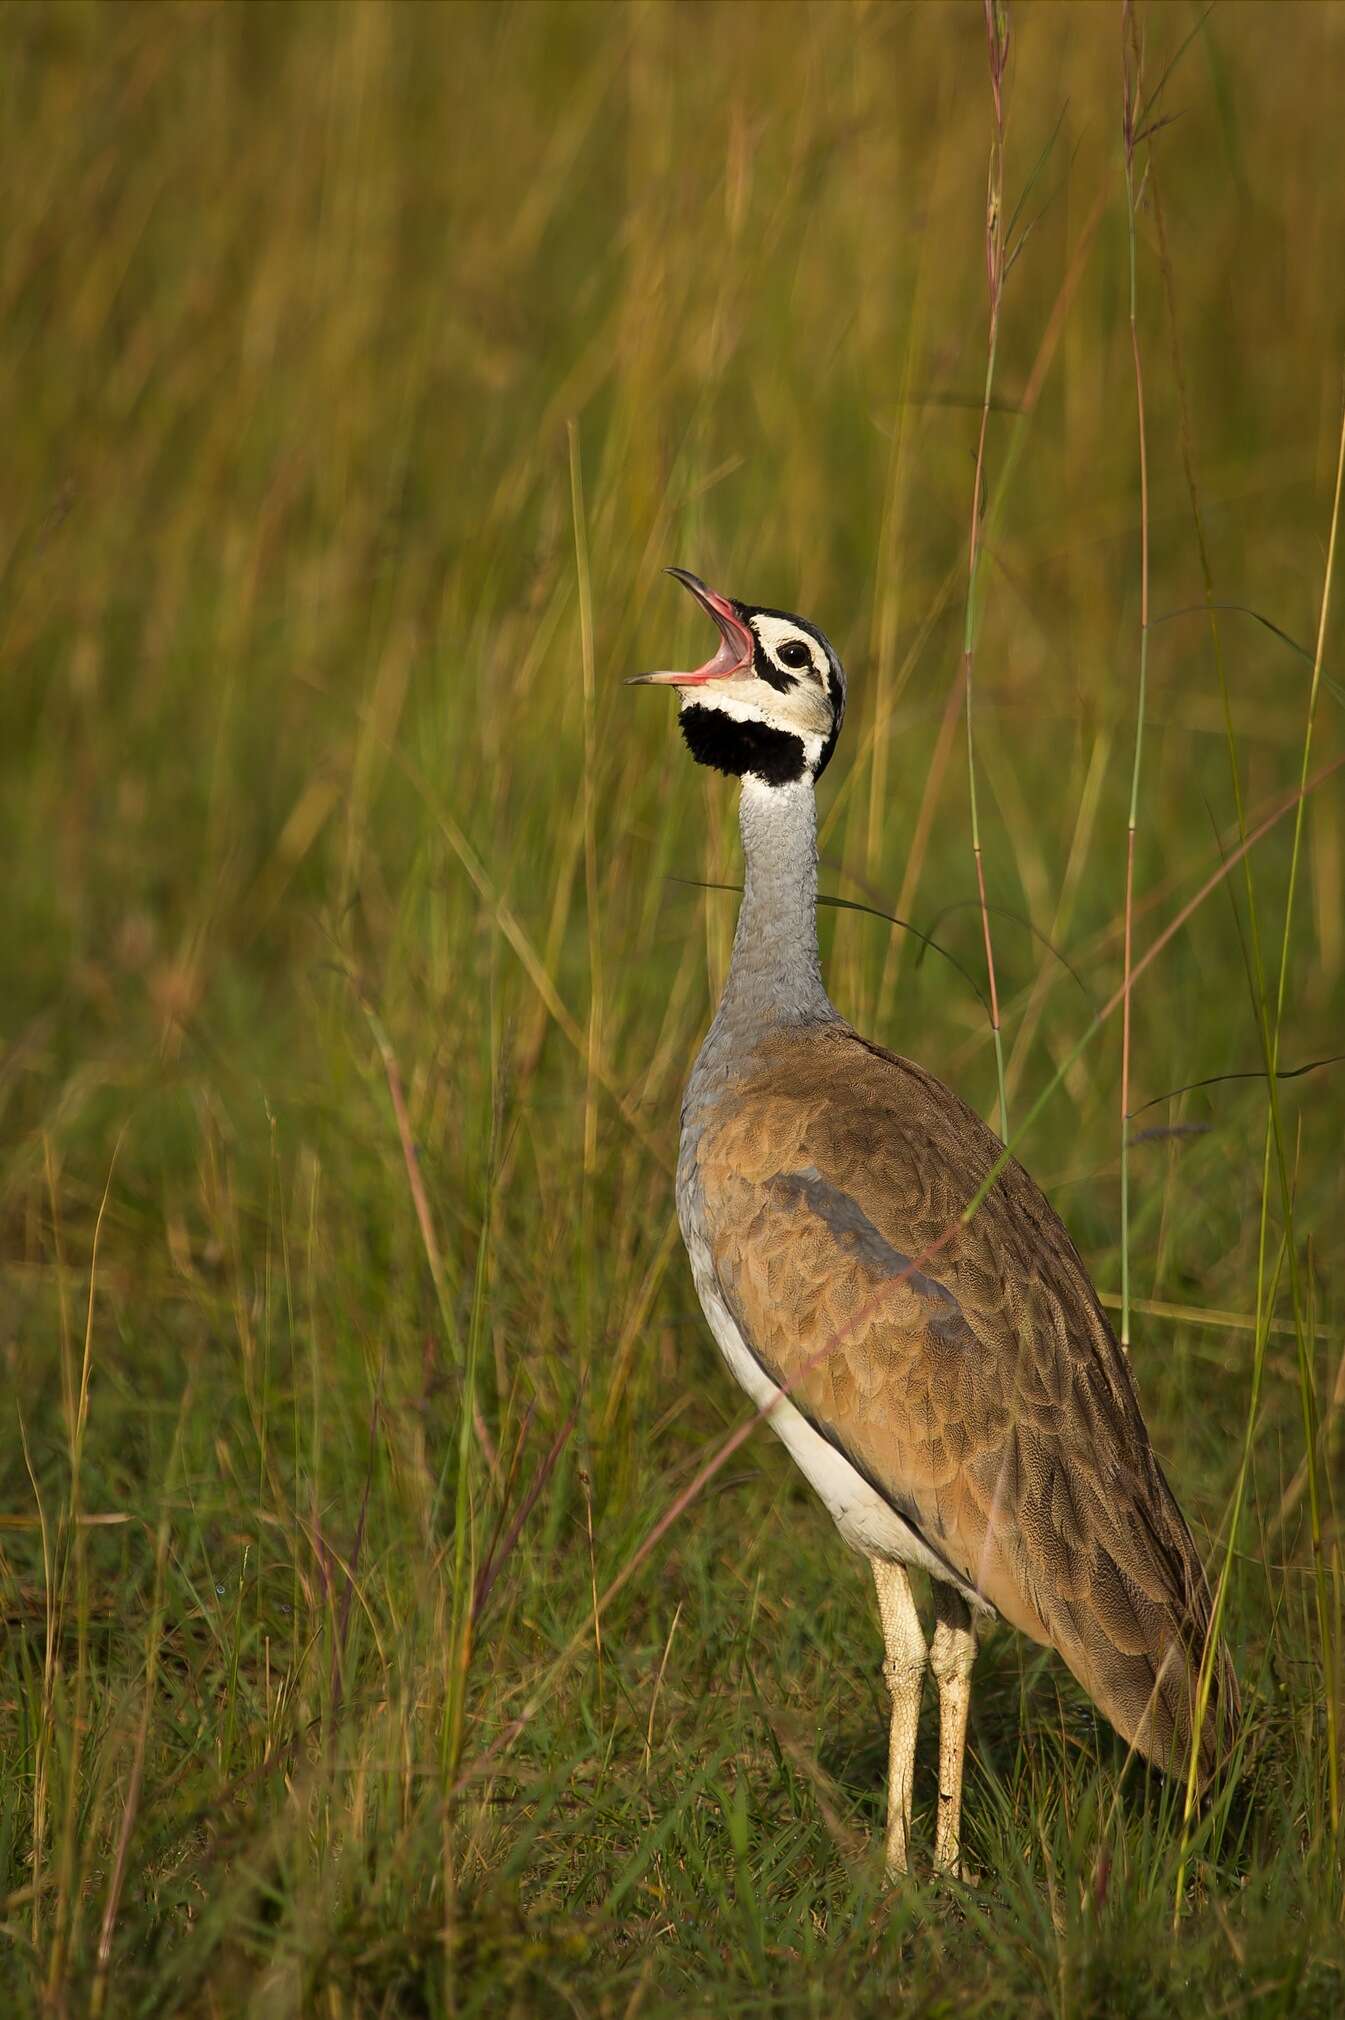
[
  {"x1": 1120, "y1": 0, "x2": 1152, "y2": 1352},
  {"x1": 964, "y1": 0, "x2": 1013, "y2": 1143}
]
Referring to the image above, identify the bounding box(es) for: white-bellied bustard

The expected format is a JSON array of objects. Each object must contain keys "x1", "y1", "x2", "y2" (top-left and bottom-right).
[{"x1": 629, "y1": 568, "x2": 1238, "y2": 1879}]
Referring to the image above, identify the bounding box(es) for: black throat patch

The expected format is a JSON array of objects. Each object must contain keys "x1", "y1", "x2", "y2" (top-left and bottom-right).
[{"x1": 679, "y1": 704, "x2": 808, "y2": 786}]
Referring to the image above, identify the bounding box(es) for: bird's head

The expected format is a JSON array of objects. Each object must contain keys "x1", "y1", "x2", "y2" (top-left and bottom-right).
[{"x1": 628, "y1": 568, "x2": 846, "y2": 786}]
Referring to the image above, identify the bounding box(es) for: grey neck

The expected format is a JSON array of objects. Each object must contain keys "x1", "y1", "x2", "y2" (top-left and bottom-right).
[{"x1": 703, "y1": 775, "x2": 838, "y2": 1061}]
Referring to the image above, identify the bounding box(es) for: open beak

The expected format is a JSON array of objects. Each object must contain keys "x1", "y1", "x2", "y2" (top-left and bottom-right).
[{"x1": 626, "y1": 567, "x2": 754, "y2": 686}]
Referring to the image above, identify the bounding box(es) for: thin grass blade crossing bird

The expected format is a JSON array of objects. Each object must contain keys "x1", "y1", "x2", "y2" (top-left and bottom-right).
[{"x1": 629, "y1": 568, "x2": 1239, "y2": 1880}]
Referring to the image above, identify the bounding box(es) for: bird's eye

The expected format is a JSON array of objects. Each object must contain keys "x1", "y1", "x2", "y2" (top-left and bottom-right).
[{"x1": 776, "y1": 640, "x2": 813, "y2": 670}]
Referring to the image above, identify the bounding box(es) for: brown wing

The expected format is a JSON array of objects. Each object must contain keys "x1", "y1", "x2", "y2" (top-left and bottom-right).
[{"x1": 694, "y1": 1022, "x2": 1237, "y2": 1780}]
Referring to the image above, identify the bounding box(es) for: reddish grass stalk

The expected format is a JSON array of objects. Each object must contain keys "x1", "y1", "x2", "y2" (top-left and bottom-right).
[
  {"x1": 1120, "y1": 0, "x2": 1150, "y2": 1352},
  {"x1": 472, "y1": 1406, "x2": 578, "y2": 1627},
  {"x1": 963, "y1": 0, "x2": 1012, "y2": 1141}
]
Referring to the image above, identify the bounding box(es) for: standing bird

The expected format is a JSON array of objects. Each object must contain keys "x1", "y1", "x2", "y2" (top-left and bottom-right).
[{"x1": 629, "y1": 568, "x2": 1237, "y2": 1879}]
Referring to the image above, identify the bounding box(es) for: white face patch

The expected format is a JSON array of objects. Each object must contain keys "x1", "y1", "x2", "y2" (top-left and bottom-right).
[{"x1": 749, "y1": 613, "x2": 829, "y2": 689}]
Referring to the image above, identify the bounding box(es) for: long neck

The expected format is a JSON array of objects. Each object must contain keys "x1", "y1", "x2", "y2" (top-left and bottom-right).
[{"x1": 713, "y1": 774, "x2": 837, "y2": 1041}]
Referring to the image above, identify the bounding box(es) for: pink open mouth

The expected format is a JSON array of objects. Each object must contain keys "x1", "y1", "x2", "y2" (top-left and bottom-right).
[{"x1": 627, "y1": 568, "x2": 754, "y2": 685}]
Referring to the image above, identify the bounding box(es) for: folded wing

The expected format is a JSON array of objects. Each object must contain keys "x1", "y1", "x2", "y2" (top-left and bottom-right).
[{"x1": 694, "y1": 1024, "x2": 1237, "y2": 1780}]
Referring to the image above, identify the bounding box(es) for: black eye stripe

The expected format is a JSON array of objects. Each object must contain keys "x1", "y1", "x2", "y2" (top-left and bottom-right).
[{"x1": 753, "y1": 638, "x2": 795, "y2": 693}]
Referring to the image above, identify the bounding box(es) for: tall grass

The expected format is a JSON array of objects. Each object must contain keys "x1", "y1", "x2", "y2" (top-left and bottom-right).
[{"x1": 1, "y1": 3, "x2": 1344, "y2": 2014}]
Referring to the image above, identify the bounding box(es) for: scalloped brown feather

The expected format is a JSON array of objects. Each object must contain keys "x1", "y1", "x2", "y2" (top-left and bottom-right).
[{"x1": 693, "y1": 1021, "x2": 1239, "y2": 1782}]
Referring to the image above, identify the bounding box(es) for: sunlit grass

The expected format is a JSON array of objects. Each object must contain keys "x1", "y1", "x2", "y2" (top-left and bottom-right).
[{"x1": 1, "y1": 2, "x2": 1344, "y2": 2013}]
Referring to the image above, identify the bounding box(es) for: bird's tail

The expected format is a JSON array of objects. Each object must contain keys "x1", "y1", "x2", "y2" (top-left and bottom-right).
[
  {"x1": 1165, "y1": 1608, "x2": 1241, "y2": 1789},
  {"x1": 1093, "y1": 1499, "x2": 1241, "y2": 1788}
]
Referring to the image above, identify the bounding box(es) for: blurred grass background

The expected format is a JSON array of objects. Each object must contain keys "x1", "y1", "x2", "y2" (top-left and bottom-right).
[{"x1": 1, "y1": 1, "x2": 1344, "y2": 2013}]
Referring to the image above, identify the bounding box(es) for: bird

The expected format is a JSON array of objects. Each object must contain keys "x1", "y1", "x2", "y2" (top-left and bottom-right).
[{"x1": 628, "y1": 567, "x2": 1238, "y2": 1880}]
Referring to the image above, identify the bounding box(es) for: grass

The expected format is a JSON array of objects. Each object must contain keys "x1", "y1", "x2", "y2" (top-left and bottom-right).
[{"x1": 2, "y1": 1, "x2": 1344, "y2": 2012}]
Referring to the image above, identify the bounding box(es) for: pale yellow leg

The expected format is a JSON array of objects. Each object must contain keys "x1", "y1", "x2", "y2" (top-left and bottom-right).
[
  {"x1": 929, "y1": 1585, "x2": 978, "y2": 1878},
  {"x1": 870, "y1": 1558, "x2": 926, "y2": 1878}
]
